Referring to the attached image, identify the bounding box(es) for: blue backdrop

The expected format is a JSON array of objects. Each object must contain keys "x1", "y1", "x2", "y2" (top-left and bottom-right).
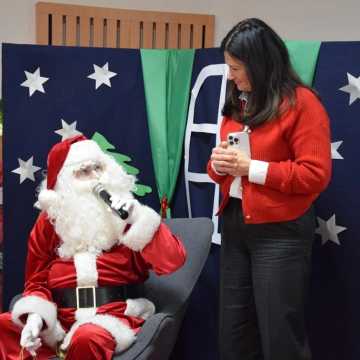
[
  {"x1": 309, "y1": 41, "x2": 360, "y2": 360},
  {"x1": 2, "y1": 42, "x2": 360, "y2": 359},
  {"x1": 172, "y1": 48, "x2": 225, "y2": 360},
  {"x1": 174, "y1": 43, "x2": 360, "y2": 360},
  {"x1": 2, "y1": 43, "x2": 158, "y2": 310}
]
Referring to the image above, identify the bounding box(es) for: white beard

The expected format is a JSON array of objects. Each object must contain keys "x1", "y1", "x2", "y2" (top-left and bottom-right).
[{"x1": 45, "y1": 155, "x2": 136, "y2": 259}]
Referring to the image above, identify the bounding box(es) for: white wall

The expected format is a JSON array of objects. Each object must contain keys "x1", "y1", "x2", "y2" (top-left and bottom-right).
[{"x1": 1, "y1": 0, "x2": 359, "y2": 97}]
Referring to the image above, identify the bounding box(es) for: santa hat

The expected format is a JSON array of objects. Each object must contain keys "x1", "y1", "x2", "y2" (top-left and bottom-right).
[
  {"x1": 46, "y1": 135, "x2": 88, "y2": 190},
  {"x1": 38, "y1": 135, "x2": 105, "y2": 210}
]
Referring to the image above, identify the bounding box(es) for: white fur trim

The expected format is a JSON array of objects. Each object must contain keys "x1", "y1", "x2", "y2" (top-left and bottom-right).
[
  {"x1": 124, "y1": 298, "x2": 155, "y2": 320},
  {"x1": 12, "y1": 295, "x2": 57, "y2": 331},
  {"x1": 73, "y1": 252, "x2": 98, "y2": 286},
  {"x1": 37, "y1": 189, "x2": 60, "y2": 211},
  {"x1": 60, "y1": 314, "x2": 136, "y2": 353},
  {"x1": 75, "y1": 307, "x2": 97, "y2": 322},
  {"x1": 61, "y1": 307, "x2": 98, "y2": 350},
  {"x1": 121, "y1": 204, "x2": 161, "y2": 251},
  {"x1": 248, "y1": 160, "x2": 269, "y2": 185},
  {"x1": 63, "y1": 140, "x2": 104, "y2": 168},
  {"x1": 41, "y1": 320, "x2": 66, "y2": 349}
]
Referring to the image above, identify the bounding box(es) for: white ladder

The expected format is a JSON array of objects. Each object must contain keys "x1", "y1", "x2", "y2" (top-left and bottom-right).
[{"x1": 184, "y1": 63, "x2": 228, "y2": 244}]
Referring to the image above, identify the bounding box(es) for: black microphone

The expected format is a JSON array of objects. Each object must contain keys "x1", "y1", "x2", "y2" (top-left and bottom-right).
[{"x1": 92, "y1": 184, "x2": 129, "y2": 220}]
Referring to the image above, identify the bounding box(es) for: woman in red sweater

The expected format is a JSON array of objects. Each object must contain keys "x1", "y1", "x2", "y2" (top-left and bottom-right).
[{"x1": 208, "y1": 18, "x2": 331, "y2": 360}]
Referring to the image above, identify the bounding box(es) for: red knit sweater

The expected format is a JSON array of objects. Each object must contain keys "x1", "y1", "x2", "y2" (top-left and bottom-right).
[{"x1": 207, "y1": 87, "x2": 332, "y2": 224}]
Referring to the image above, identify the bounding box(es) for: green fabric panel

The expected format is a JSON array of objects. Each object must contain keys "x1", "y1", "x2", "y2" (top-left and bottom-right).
[
  {"x1": 140, "y1": 51, "x2": 168, "y2": 201},
  {"x1": 141, "y1": 49, "x2": 194, "y2": 215},
  {"x1": 285, "y1": 40, "x2": 321, "y2": 86}
]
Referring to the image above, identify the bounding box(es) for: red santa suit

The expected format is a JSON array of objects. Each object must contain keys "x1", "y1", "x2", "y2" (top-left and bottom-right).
[{"x1": 0, "y1": 136, "x2": 186, "y2": 360}]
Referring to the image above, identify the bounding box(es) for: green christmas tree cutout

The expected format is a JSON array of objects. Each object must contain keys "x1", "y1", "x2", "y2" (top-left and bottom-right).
[{"x1": 91, "y1": 132, "x2": 152, "y2": 197}]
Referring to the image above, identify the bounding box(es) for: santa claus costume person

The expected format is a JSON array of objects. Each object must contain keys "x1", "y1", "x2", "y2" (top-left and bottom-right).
[{"x1": 0, "y1": 135, "x2": 186, "y2": 359}]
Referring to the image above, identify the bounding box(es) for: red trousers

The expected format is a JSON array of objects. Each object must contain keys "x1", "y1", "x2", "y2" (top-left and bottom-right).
[{"x1": 0, "y1": 312, "x2": 116, "y2": 359}]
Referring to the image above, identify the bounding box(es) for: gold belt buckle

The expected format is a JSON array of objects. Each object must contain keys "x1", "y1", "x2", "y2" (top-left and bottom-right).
[{"x1": 76, "y1": 286, "x2": 96, "y2": 309}]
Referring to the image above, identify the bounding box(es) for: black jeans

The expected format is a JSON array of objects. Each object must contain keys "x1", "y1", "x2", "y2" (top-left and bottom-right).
[{"x1": 219, "y1": 198, "x2": 315, "y2": 360}]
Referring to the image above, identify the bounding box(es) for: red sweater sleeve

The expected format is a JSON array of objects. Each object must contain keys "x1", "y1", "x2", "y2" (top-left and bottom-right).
[
  {"x1": 207, "y1": 160, "x2": 229, "y2": 184},
  {"x1": 207, "y1": 116, "x2": 233, "y2": 185},
  {"x1": 265, "y1": 89, "x2": 332, "y2": 195}
]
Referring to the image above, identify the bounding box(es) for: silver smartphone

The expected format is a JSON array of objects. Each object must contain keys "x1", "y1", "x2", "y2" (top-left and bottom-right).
[{"x1": 227, "y1": 131, "x2": 251, "y2": 156}]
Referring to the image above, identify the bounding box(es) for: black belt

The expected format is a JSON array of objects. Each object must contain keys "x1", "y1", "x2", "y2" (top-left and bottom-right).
[{"x1": 52, "y1": 284, "x2": 142, "y2": 309}]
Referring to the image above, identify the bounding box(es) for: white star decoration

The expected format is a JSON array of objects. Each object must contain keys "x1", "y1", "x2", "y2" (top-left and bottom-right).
[
  {"x1": 21, "y1": 67, "x2": 49, "y2": 96},
  {"x1": 315, "y1": 214, "x2": 347, "y2": 245},
  {"x1": 55, "y1": 119, "x2": 82, "y2": 140},
  {"x1": 87, "y1": 62, "x2": 117, "y2": 89},
  {"x1": 331, "y1": 141, "x2": 344, "y2": 159},
  {"x1": 11, "y1": 157, "x2": 41, "y2": 184},
  {"x1": 339, "y1": 72, "x2": 360, "y2": 105}
]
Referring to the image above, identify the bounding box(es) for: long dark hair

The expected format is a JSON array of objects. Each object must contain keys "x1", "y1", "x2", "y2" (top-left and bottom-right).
[{"x1": 221, "y1": 18, "x2": 313, "y2": 127}]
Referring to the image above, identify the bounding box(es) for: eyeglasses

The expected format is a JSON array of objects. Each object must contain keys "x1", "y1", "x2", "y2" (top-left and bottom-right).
[{"x1": 73, "y1": 161, "x2": 104, "y2": 179}]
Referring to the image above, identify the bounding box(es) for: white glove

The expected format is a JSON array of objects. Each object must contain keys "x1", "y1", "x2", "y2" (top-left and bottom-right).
[
  {"x1": 20, "y1": 313, "x2": 43, "y2": 356},
  {"x1": 110, "y1": 196, "x2": 139, "y2": 223},
  {"x1": 125, "y1": 298, "x2": 156, "y2": 320}
]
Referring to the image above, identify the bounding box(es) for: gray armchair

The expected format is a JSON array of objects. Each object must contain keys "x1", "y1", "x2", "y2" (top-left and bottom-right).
[{"x1": 10, "y1": 217, "x2": 213, "y2": 359}]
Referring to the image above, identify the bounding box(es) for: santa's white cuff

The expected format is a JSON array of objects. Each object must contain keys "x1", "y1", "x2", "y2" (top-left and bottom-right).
[
  {"x1": 248, "y1": 160, "x2": 269, "y2": 185},
  {"x1": 12, "y1": 295, "x2": 57, "y2": 331},
  {"x1": 121, "y1": 205, "x2": 161, "y2": 251}
]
